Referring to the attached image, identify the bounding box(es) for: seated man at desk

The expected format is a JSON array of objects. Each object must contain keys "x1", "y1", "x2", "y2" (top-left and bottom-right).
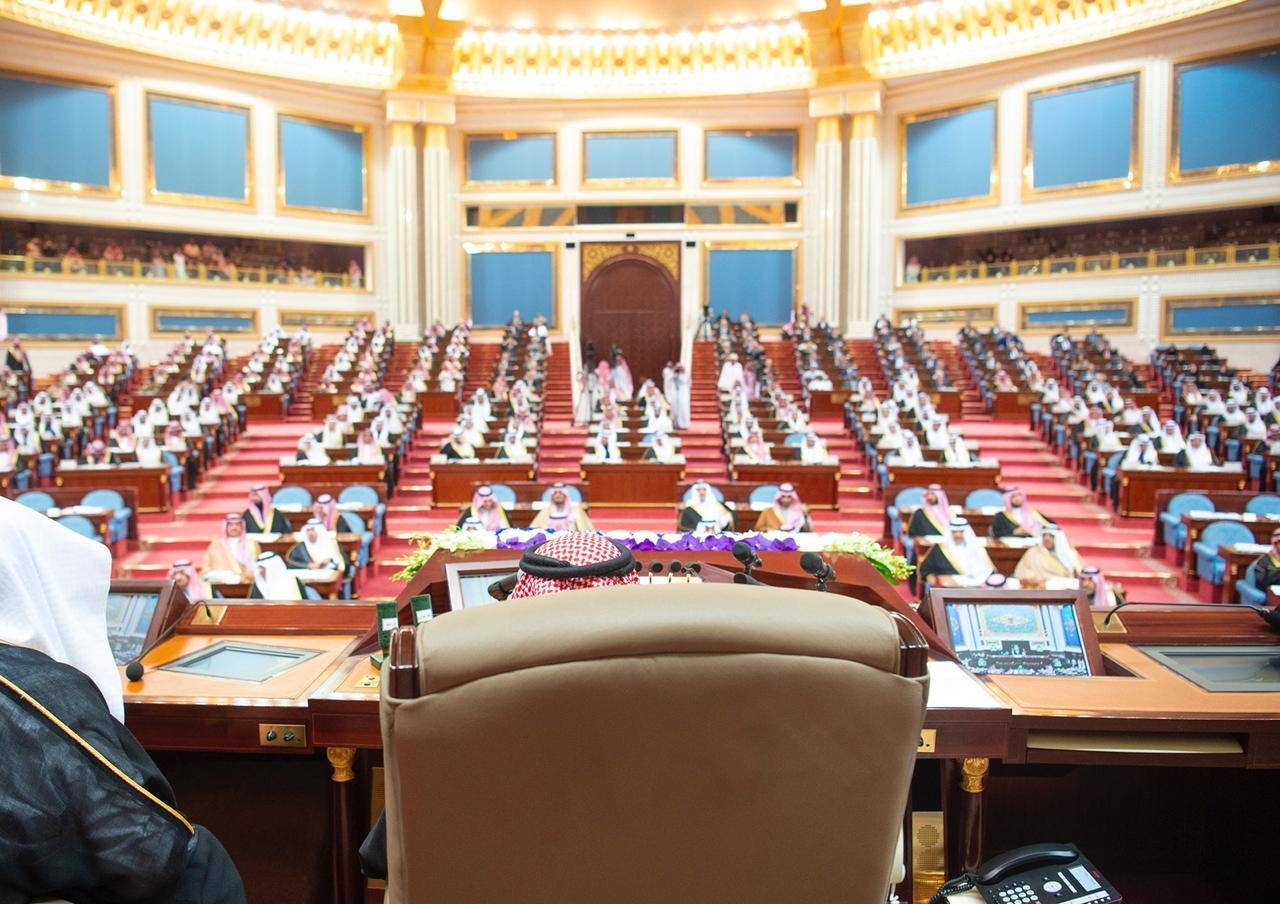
[
  {"x1": 81, "y1": 438, "x2": 112, "y2": 465},
  {"x1": 889, "y1": 432, "x2": 925, "y2": 466},
  {"x1": 1120, "y1": 434, "x2": 1159, "y2": 468},
  {"x1": 1174, "y1": 432, "x2": 1221, "y2": 469},
  {"x1": 643, "y1": 432, "x2": 680, "y2": 463},
  {"x1": 353, "y1": 429, "x2": 385, "y2": 465},
  {"x1": 295, "y1": 434, "x2": 331, "y2": 465},
  {"x1": 1158, "y1": 420, "x2": 1186, "y2": 454},
  {"x1": 1081, "y1": 566, "x2": 1124, "y2": 608},
  {"x1": 752, "y1": 483, "x2": 811, "y2": 533},
  {"x1": 494, "y1": 426, "x2": 531, "y2": 461},
  {"x1": 942, "y1": 432, "x2": 975, "y2": 467},
  {"x1": 250, "y1": 551, "x2": 305, "y2": 600},
  {"x1": 906, "y1": 484, "x2": 951, "y2": 538},
  {"x1": 168, "y1": 559, "x2": 209, "y2": 601},
  {"x1": 678, "y1": 482, "x2": 736, "y2": 533},
  {"x1": 800, "y1": 432, "x2": 831, "y2": 464},
  {"x1": 202, "y1": 514, "x2": 260, "y2": 578},
  {"x1": 738, "y1": 429, "x2": 773, "y2": 464},
  {"x1": 591, "y1": 428, "x2": 623, "y2": 462},
  {"x1": 439, "y1": 426, "x2": 477, "y2": 460},
  {"x1": 285, "y1": 520, "x2": 348, "y2": 572},
  {"x1": 457, "y1": 485, "x2": 510, "y2": 530},
  {"x1": 1251, "y1": 529, "x2": 1280, "y2": 593},
  {"x1": 991, "y1": 487, "x2": 1056, "y2": 538},
  {"x1": 1013, "y1": 530, "x2": 1083, "y2": 588},
  {"x1": 243, "y1": 485, "x2": 290, "y2": 534},
  {"x1": 530, "y1": 483, "x2": 594, "y2": 531},
  {"x1": 918, "y1": 519, "x2": 997, "y2": 587}
]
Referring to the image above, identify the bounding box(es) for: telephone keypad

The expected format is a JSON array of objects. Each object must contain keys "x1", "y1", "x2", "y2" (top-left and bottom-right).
[{"x1": 995, "y1": 883, "x2": 1040, "y2": 904}]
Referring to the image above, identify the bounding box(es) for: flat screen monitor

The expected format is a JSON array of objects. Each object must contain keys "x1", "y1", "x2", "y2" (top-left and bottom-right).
[
  {"x1": 159, "y1": 641, "x2": 320, "y2": 682},
  {"x1": 105, "y1": 591, "x2": 162, "y2": 665},
  {"x1": 444, "y1": 560, "x2": 521, "y2": 611},
  {"x1": 926, "y1": 589, "x2": 1104, "y2": 677}
]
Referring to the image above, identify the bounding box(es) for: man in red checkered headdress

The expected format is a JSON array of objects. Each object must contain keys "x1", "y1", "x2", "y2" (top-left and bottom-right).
[{"x1": 507, "y1": 531, "x2": 639, "y2": 600}]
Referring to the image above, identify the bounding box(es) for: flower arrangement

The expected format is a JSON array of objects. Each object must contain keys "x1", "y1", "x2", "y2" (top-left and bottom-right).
[
  {"x1": 391, "y1": 527, "x2": 491, "y2": 584},
  {"x1": 822, "y1": 534, "x2": 914, "y2": 582}
]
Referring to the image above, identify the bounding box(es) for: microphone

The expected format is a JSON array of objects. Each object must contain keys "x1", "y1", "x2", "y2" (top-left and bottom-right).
[
  {"x1": 732, "y1": 541, "x2": 761, "y2": 576},
  {"x1": 733, "y1": 572, "x2": 766, "y2": 587},
  {"x1": 799, "y1": 552, "x2": 835, "y2": 592},
  {"x1": 686, "y1": 562, "x2": 702, "y2": 578},
  {"x1": 124, "y1": 660, "x2": 145, "y2": 682},
  {"x1": 488, "y1": 572, "x2": 519, "y2": 601},
  {"x1": 125, "y1": 598, "x2": 216, "y2": 682},
  {"x1": 1103, "y1": 599, "x2": 1280, "y2": 633},
  {"x1": 669, "y1": 560, "x2": 682, "y2": 582},
  {"x1": 648, "y1": 561, "x2": 664, "y2": 583}
]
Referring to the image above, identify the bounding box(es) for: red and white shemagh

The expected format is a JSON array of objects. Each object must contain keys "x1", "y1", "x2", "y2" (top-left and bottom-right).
[{"x1": 508, "y1": 531, "x2": 639, "y2": 600}]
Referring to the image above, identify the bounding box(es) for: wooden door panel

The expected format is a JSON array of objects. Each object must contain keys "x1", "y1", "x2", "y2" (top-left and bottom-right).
[{"x1": 580, "y1": 244, "x2": 680, "y2": 385}]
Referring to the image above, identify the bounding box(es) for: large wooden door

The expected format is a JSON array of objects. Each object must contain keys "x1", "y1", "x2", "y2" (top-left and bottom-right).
[{"x1": 580, "y1": 242, "x2": 680, "y2": 385}]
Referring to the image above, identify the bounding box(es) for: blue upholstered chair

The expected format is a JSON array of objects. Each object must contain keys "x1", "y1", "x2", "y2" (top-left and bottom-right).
[
  {"x1": 1159, "y1": 492, "x2": 1213, "y2": 554},
  {"x1": 887, "y1": 486, "x2": 925, "y2": 546},
  {"x1": 783, "y1": 433, "x2": 806, "y2": 447},
  {"x1": 748, "y1": 484, "x2": 780, "y2": 508},
  {"x1": 161, "y1": 451, "x2": 184, "y2": 494},
  {"x1": 56, "y1": 514, "x2": 100, "y2": 541},
  {"x1": 339, "y1": 485, "x2": 384, "y2": 536},
  {"x1": 486, "y1": 483, "x2": 517, "y2": 505},
  {"x1": 1245, "y1": 495, "x2": 1280, "y2": 516},
  {"x1": 273, "y1": 486, "x2": 313, "y2": 508},
  {"x1": 964, "y1": 488, "x2": 1005, "y2": 510},
  {"x1": 81, "y1": 489, "x2": 132, "y2": 544},
  {"x1": 15, "y1": 490, "x2": 55, "y2": 513},
  {"x1": 1236, "y1": 559, "x2": 1267, "y2": 607},
  {"x1": 341, "y1": 510, "x2": 373, "y2": 572},
  {"x1": 303, "y1": 584, "x2": 322, "y2": 600},
  {"x1": 541, "y1": 484, "x2": 583, "y2": 504},
  {"x1": 1099, "y1": 451, "x2": 1126, "y2": 502},
  {"x1": 37, "y1": 452, "x2": 57, "y2": 480},
  {"x1": 1192, "y1": 521, "x2": 1253, "y2": 588}
]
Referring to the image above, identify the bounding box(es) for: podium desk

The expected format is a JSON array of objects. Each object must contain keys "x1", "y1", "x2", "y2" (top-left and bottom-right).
[
  {"x1": 731, "y1": 461, "x2": 840, "y2": 508},
  {"x1": 583, "y1": 460, "x2": 684, "y2": 505},
  {"x1": 56, "y1": 463, "x2": 171, "y2": 513},
  {"x1": 430, "y1": 459, "x2": 535, "y2": 504},
  {"x1": 417, "y1": 390, "x2": 460, "y2": 417},
  {"x1": 242, "y1": 391, "x2": 288, "y2": 419},
  {"x1": 886, "y1": 462, "x2": 1002, "y2": 500},
  {"x1": 990, "y1": 390, "x2": 1040, "y2": 420},
  {"x1": 1117, "y1": 465, "x2": 1246, "y2": 518},
  {"x1": 807, "y1": 390, "x2": 849, "y2": 418},
  {"x1": 280, "y1": 462, "x2": 386, "y2": 490}
]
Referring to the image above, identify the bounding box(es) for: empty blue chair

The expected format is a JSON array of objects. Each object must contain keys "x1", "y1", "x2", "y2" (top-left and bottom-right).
[
  {"x1": 338, "y1": 485, "x2": 383, "y2": 535},
  {"x1": 541, "y1": 484, "x2": 583, "y2": 504},
  {"x1": 1248, "y1": 451, "x2": 1266, "y2": 484},
  {"x1": 1237, "y1": 559, "x2": 1267, "y2": 607},
  {"x1": 161, "y1": 450, "x2": 184, "y2": 494},
  {"x1": 1224, "y1": 437, "x2": 1241, "y2": 463},
  {"x1": 303, "y1": 584, "x2": 322, "y2": 600},
  {"x1": 748, "y1": 484, "x2": 780, "y2": 507},
  {"x1": 9, "y1": 469, "x2": 31, "y2": 491},
  {"x1": 1099, "y1": 451, "x2": 1126, "y2": 501},
  {"x1": 964, "y1": 488, "x2": 1005, "y2": 510},
  {"x1": 887, "y1": 486, "x2": 926, "y2": 545},
  {"x1": 37, "y1": 452, "x2": 56, "y2": 480},
  {"x1": 1245, "y1": 495, "x2": 1280, "y2": 516},
  {"x1": 1160, "y1": 492, "x2": 1214, "y2": 553},
  {"x1": 783, "y1": 433, "x2": 806, "y2": 447},
  {"x1": 341, "y1": 510, "x2": 373, "y2": 571},
  {"x1": 274, "y1": 485, "x2": 313, "y2": 508},
  {"x1": 16, "y1": 490, "x2": 54, "y2": 512},
  {"x1": 57, "y1": 514, "x2": 100, "y2": 541},
  {"x1": 81, "y1": 489, "x2": 132, "y2": 544},
  {"x1": 1193, "y1": 521, "x2": 1253, "y2": 587}
]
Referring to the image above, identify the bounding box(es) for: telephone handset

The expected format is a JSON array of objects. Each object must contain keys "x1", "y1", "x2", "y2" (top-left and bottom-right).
[{"x1": 931, "y1": 842, "x2": 1121, "y2": 904}]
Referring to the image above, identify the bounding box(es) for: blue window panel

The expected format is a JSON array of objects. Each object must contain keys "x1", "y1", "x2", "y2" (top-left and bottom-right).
[
  {"x1": 470, "y1": 251, "x2": 554, "y2": 327},
  {"x1": 584, "y1": 132, "x2": 676, "y2": 181},
  {"x1": 468, "y1": 135, "x2": 555, "y2": 183},
  {"x1": 149, "y1": 96, "x2": 248, "y2": 201},
  {"x1": 905, "y1": 104, "x2": 996, "y2": 206},
  {"x1": 6, "y1": 311, "x2": 120, "y2": 340},
  {"x1": 1031, "y1": 78, "x2": 1134, "y2": 189},
  {"x1": 1169, "y1": 300, "x2": 1280, "y2": 334},
  {"x1": 707, "y1": 249, "x2": 794, "y2": 324},
  {"x1": 0, "y1": 75, "x2": 112, "y2": 187},
  {"x1": 1178, "y1": 52, "x2": 1280, "y2": 172},
  {"x1": 155, "y1": 313, "x2": 255, "y2": 333},
  {"x1": 280, "y1": 117, "x2": 366, "y2": 213},
  {"x1": 1024, "y1": 306, "x2": 1131, "y2": 327},
  {"x1": 706, "y1": 131, "x2": 797, "y2": 180}
]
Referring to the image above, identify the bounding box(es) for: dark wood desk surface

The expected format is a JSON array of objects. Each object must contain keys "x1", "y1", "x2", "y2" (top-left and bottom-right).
[
  {"x1": 1117, "y1": 466, "x2": 1246, "y2": 518},
  {"x1": 886, "y1": 463, "x2": 1002, "y2": 500},
  {"x1": 55, "y1": 463, "x2": 171, "y2": 513},
  {"x1": 731, "y1": 461, "x2": 840, "y2": 508},
  {"x1": 1180, "y1": 513, "x2": 1280, "y2": 578},
  {"x1": 430, "y1": 460, "x2": 536, "y2": 504},
  {"x1": 279, "y1": 462, "x2": 387, "y2": 489},
  {"x1": 583, "y1": 461, "x2": 685, "y2": 505}
]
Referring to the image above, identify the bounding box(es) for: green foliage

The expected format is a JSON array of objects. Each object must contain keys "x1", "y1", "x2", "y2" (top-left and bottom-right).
[
  {"x1": 392, "y1": 527, "x2": 489, "y2": 584},
  {"x1": 822, "y1": 534, "x2": 914, "y2": 583}
]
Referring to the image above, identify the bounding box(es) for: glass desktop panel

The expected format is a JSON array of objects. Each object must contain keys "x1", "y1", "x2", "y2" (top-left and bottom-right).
[
  {"x1": 160, "y1": 641, "x2": 319, "y2": 682},
  {"x1": 1141, "y1": 646, "x2": 1280, "y2": 693},
  {"x1": 105, "y1": 592, "x2": 161, "y2": 665},
  {"x1": 458, "y1": 572, "x2": 514, "y2": 607},
  {"x1": 944, "y1": 602, "x2": 1091, "y2": 676}
]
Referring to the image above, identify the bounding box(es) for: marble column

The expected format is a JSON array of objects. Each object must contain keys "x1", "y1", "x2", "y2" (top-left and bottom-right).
[
  {"x1": 421, "y1": 124, "x2": 454, "y2": 327},
  {"x1": 388, "y1": 121, "x2": 420, "y2": 336},
  {"x1": 812, "y1": 116, "x2": 844, "y2": 326},
  {"x1": 846, "y1": 111, "x2": 879, "y2": 335}
]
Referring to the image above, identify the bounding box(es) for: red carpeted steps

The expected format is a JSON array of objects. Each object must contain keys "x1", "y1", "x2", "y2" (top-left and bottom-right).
[{"x1": 687, "y1": 342, "x2": 730, "y2": 482}]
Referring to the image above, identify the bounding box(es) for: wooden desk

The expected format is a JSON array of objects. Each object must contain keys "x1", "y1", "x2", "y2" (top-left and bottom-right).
[
  {"x1": 729, "y1": 461, "x2": 840, "y2": 508},
  {"x1": 311, "y1": 393, "x2": 342, "y2": 418},
  {"x1": 280, "y1": 462, "x2": 386, "y2": 489},
  {"x1": 928, "y1": 389, "x2": 963, "y2": 417},
  {"x1": 1218, "y1": 542, "x2": 1270, "y2": 604},
  {"x1": 914, "y1": 537, "x2": 1033, "y2": 581},
  {"x1": 55, "y1": 463, "x2": 171, "y2": 513},
  {"x1": 430, "y1": 460, "x2": 535, "y2": 504},
  {"x1": 242, "y1": 391, "x2": 288, "y2": 419},
  {"x1": 886, "y1": 462, "x2": 1002, "y2": 500},
  {"x1": 207, "y1": 571, "x2": 344, "y2": 600},
  {"x1": 417, "y1": 390, "x2": 460, "y2": 417},
  {"x1": 1180, "y1": 513, "x2": 1280, "y2": 577},
  {"x1": 583, "y1": 461, "x2": 685, "y2": 505},
  {"x1": 990, "y1": 391, "x2": 1040, "y2": 420},
  {"x1": 1117, "y1": 466, "x2": 1247, "y2": 518},
  {"x1": 1151, "y1": 489, "x2": 1261, "y2": 554},
  {"x1": 807, "y1": 390, "x2": 849, "y2": 418}
]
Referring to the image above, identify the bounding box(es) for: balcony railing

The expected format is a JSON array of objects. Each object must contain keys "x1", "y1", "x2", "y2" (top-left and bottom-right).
[
  {"x1": 907, "y1": 242, "x2": 1277, "y2": 286},
  {"x1": 0, "y1": 254, "x2": 366, "y2": 291}
]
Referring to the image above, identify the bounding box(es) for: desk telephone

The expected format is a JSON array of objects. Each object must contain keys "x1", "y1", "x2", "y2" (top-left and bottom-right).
[{"x1": 932, "y1": 843, "x2": 1121, "y2": 904}]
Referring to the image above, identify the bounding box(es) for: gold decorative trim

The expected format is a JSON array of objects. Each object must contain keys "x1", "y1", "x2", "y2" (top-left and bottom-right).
[
  {"x1": 1159, "y1": 292, "x2": 1280, "y2": 342},
  {"x1": 892, "y1": 304, "x2": 997, "y2": 328},
  {"x1": 898, "y1": 99, "x2": 999, "y2": 214},
  {"x1": 0, "y1": 67, "x2": 120, "y2": 198},
  {"x1": 451, "y1": 23, "x2": 812, "y2": 100},
  {"x1": 462, "y1": 131, "x2": 558, "y2": 190},
  {"x1": 581, "y1": 242, "x2": 680, "y2": 283},
  {"x1": 276, "y1": 112, "x2": 372, "y2": 222},
  {"x1": 1017, "y1": 299, "x2": 1137, "y2": 335},
  {"x1": 389, "y1": 122, "x2": 416, "y2": 150},
  {"x1": 0, "y1": 0, "x2": 402, "y2": 90},
  {"x1": 701, "y1": 240, "x2": 801, "y2": 318},
  {"x1": 0, "y1": 300, "x2": 126, "y2": 344},
  {"x1": 1169, "y1": 43, "x2": 1280, "y2": 184},
  {"x1": 1024, "y1": 71, "x2": 1141, "y2": 199},
  {"x1": 149, "y1": 305, "x2": 259, "y2": 338},
  {"x1": 326, "y1": 746, "x2": 356, "y2": 783},
  {"x1": 702, "y1": 127, "x2": 802, "y2": 188},
  {"x1": 850, "y1": 112, "x2": 877, "y2": 141},
  {"x1": 461, "y1": 241, "x2": 560, "y2": 329},
  {"x1": 278, "y1": 309, "x2": 377, "y2": 331},
  {"x1": 145, "y1": 91, "x2": 253, "y2": 211},
  {"x1": 581, "y1": 129, "x2": 680, "y2": 189},
  {"x1": 960, "y1": 757, "x2": 989, "y2": 794}
]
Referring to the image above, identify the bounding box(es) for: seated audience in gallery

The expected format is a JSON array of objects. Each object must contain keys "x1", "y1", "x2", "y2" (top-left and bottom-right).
[
  {"x1": 991, "y1": 488, "x2": 1056, "y2": 538},
  {"x1": 643, "y1": 432, "x2": 681, "y2": 463},
  {"x1": 1173, "y1": 433, "x2": 1220, "y2": 470},
  {"x1": 249, "y1": 552, "x2": 304, "y2": 600},
  {"x1": 1013, "y1": 530, "x2": 1084, "y2": 588},
  {"x1": 752, "y1": 483, "x2": 811, "y2": 533},
  {"x1": 907, "y1": 484, "x2": 951, "y2": 538},
  {"x1": 243, "y1": 486, "x2": 291, "y2": 534},
  {"x1": 295, "y1": 434, "x2": 331, "y2": 465},
  {"x1": 457, "y1": 485, "x2": 510, "y2": 530},
  {"x1": 286, "y1": 520, "x2": 348, "y2": 572},
  {"x1": 168, "y1": 559, "x2": 210, "y2": 601},
  {"x1": 1250, "y1": 529, "x2": 1280, "y2": 592},
  {"x1": 529, "y1": 483, "x2": 594, "y2": 531},
  {"x1": 918, "y1": 519, "x2": 997, "y2": 587},
  {"x1": 202, "y1": 514, "x2": 260, "y2": 578},
  {"x1": 439, "y1": 426, "x2": 477, "y2": 460},
  {"x1": 678, "y1": 482, "x2": 736, "y2": 533}
]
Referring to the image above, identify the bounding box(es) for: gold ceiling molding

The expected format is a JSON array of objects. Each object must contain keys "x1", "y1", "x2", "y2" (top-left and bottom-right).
[
  {"x1": 862, "y1": 0, "x2": 1248, "y2": 80},
  {"x1": 450, "y1": 21, "x2": 813, "y2": 99},
  {"x1": 581, "y1": 242, "x2": 680, "y2": 281},
  {"x1": 0, "y1": 0, "x2": 403, "y2": 89}
]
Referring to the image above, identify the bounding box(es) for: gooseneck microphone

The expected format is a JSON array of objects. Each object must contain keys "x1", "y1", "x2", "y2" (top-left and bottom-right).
[
  {"x1": 1103, "y1": 599, "x2": 1280, "y2": 632},
  {"x1": 799, "y1": 552, "x2": 836, "y2": 592},
  {"x1": 125, "y1": 599, "x2": 217, "y2": 682},
  {"x1": 488, "y1": 572, "x2": 519, "y2": 601},
  {"x1": 733, "y1": 572, "x2": 765, "y2": 587},
  {"x1": 732, "y1": 541, "x2": 762, "y2": 576},
  {"x1": 648, "y1": 561, "x2": 664, "y2": 582}
]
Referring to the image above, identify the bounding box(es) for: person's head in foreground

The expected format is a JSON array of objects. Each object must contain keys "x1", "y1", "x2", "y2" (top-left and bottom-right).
[{"x1": 508, "y1": 532, "x2": 638, "y2": 600}]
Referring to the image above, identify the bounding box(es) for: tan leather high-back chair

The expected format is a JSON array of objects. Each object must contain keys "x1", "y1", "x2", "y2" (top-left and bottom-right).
[{"x1": 380, "y1": 582, "x2": 930, "y2": 904}]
